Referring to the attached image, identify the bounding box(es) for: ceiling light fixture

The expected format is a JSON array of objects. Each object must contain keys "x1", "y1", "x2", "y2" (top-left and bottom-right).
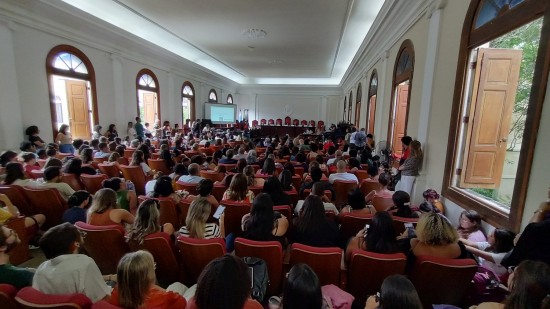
[{"x1": 242, "y1": 28, "x2": 267, "y2": 39}]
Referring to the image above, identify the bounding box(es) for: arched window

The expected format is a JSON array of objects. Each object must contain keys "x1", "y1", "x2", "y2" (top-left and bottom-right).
[
  {"x1": 443, "y1": 0, "x2": 547, "y2": 230},
  {"x1": 348, "y1": 92, "x2": 354, "y2": 123},
  {"x1": 136, "y1": 69, "x2": 160, "y2": 127},
  {"x1": 181, "y1": 81, "x2": 195, "y2": 127},
  {"x1": 355, "y1": 83, "x2": 362, "y2": 127},
  {"x1": 46, "y1": 45, "x2": 98, "y2": 140},
  {"x1": 343, "y1": 97, "x2": 347, "y2": 121},
  {"x1": 388, "y1": 40, "x2": 414, "y2": 157},
  {"x1": 367, "y1": 70, "x2": 378, "y2": 135},
  {"x1": 208, "y1": 89, "x2": 218, "y2": 102},
  {"x1": 227, "y1": 94, "x2": 234, "y2": 104}
]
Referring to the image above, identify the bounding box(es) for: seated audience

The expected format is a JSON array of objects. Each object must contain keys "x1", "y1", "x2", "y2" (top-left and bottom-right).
[
  {"x1": 419, "y1": 188, "x2": 444, "y2": 213},
  {"x1": 179, "y1": 163, "x2": 204, "y2": 183},
  {"x1": 364, "y1": 173, "x2": 394, "y2": 203},
  {"x1": 365, "y1": 275, "x2": 422, "y2": 309},
  {"x1": 219, "y1": 149, "x2": 238, "y2": 164},
  {"x1": 0, "y1": 223, "x2": 35, "y2": 289},
  {"x1": 0, "y1": 193, "x2": 45, "y2": 231},
  {"x1": 38, "y1": 166, "x2": 75, "y2": 201},
  {"x1": 278, "y1": 169, "x2": 295, "y2": 192},
  {"x1": 80, "y1": 148, "x2": 95, "y2": 166},
  {"x1": 293, "y1": 195, "x2": 339, "y2": 247},
  {"x1": 63, "y1": 190, "x2": 91, "y2": 224},
  {"x1": 244, "y1": 165, "x2": 265, "y2": 187},
  {"x1": 102, "y1": 177, "x2": 138, "y2": 213},
  {"x1": 390, "y1": 191, "x2": 418, "y2": 218},
  {"x1": 339, "y1": 188, "x2": 375, "y2": 219},
  {"x1": 179, "y1": 198, "x2": 223, "y2": 239},
  {"x1": 3, "y1": 162, "x2": 40, "y2": 186},
  {"x1": 457, "y1": 210, "x2": 487, "y2": 242},
  {"x1": 263, "y1": 177, "x2": 292, "y2": 206},
  {"x1": 299, "y1": 166, "x2": 334, "y2": 199},
  {"x1": 222, "y1": 173, "x2": 255, "y2": 203},
  {"x1": 63, "y1": 158, "x2": 96, "y2": 176},
  {"x1": 461, "y1": 228, "x2": 515, "y2": 276},
  {"x1": 295, "y1": 182, "x2": 338, "y2": 215},
  {"x1": 187, "y1": 179, "x2": 219, "y2": 208},
  {"x1": 242, "y1": 193, "x2": 288, "y2": 243},
  {"x1": 108, "y1": 250, "x2": 187, "y2": 308},
  {"x1": 410, "y1": 212, "x2": 468, "y2": 260},
  {"x1": 33, "y1": 223, "x2": 112, "y2": 302},
  {"x1": 21, "y1": 152, "x2": 40, "y2": 179},
  {"x1": 246, "y1": 150, "x2": 258, "y2": 165},
  {"x1": 126, "y1": 199, "x2": 174, "y2": 245},
  {"x1": 273, "y1": 263, "x2": 332, "y2": 309},
  {"x1": 149, "y1": 175, "x2": 184, "y2": 204},
  {"x1": 87, "y1": 188, "x2": 134, "y2": 227},
  {"x1": 130, "y1": 150, "x2": 154, "y2": 177},
  {"x1": 257, "y1": 157, "x2": 278, "y2": 177},
  {"x1": 328, "y1": 160, "x2": 358, "y2": 184},
  {"x1": 94, "y1": 142, "x2": 110, "y2": 158},
  {"x1": 345, "y1": 211, "x2": 399, "y2": 262}
]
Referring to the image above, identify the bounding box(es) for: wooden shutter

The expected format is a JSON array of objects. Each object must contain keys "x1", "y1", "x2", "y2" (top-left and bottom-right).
[
  {"x1": 368, "y1": 95, "x2": 376, "y2": 135},
  {"x1": 355, "y1": 102, "x2": 361, "y2": 127},
  {"x1": 392, "y1": 84, "x2": 409, "y2": 157},
  {"x1": 143, "y1": 92, "x2": 156, "y2": 125},
  {"x1": 66, "y1": 80, "x2": 91, "y2": 140},
  {"x1": 460, "y1": 48, "x2": 522, "y2": 188}
]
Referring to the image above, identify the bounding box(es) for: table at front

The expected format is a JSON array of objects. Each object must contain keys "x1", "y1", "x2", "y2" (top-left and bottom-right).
[{"x1": 259, "y1": 125, "x2": 314, "y2": 137}]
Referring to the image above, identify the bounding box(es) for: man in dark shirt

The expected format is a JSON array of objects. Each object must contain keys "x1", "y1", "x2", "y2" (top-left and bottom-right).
[
  {"x1": 134, "y1": 117, "x2": 144, "y2": 141},
  {"x1": 218, "y1": 149, "x2": 238, "y2": 164},
  {"x1": 0, "y1": 224, "x2": 34, "y2": 289},
  {"x1": 299, "y1": 166, "x2": 334, "y2": 201}
]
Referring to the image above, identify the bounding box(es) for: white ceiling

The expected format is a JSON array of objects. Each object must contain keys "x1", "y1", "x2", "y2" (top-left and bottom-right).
[{"x1": 58, "y1": 0, "x2": 385, "y2": 85}]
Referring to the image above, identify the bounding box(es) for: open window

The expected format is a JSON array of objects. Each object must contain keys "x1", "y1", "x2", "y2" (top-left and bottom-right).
[
  {"x1": 227, "y1": 94, "x2": 234, "y2": 104},
  {"x1": 367, "y1": 70, "x2": 378, "y2": 135},
  {"x1": 443, "y1": 0, "x2": 548, "y2": 231},
  {"x1": 209, "y1": 89, "x2": 218, "y2": 102},
  {"x1": 136, "y1": 69, "x2": 160, "y2": 126},
  {"x1": 181, "y1": 81, "x2": 195, "y2": 127}
]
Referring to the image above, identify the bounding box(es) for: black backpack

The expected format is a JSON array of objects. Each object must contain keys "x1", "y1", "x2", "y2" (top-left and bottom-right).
[{"x1": 242, "y1": 257, "x2": 269, "y2": 302}]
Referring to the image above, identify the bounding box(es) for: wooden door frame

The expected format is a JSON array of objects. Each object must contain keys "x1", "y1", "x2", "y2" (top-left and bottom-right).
[
  {"x1": 368, "y1": 70, "x2": 378, "y2": 135},
  {"x1": 46, "y1": 45, "x2": 99, "y2": 139},
  {"x1": 387, "y1": 39, "x2": 414, "y2": 150},
  {"x1": 136, "y1": 68, "x2": 160, "y2": 122}
]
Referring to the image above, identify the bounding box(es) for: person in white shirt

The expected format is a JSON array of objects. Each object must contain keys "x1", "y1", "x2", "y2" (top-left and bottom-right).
[
  {"x1": 33, "y1": 223, "x2": 112, "y2": 302},
  {"x1": 93, "y1": 142, "x2": 110, "y2": 159},
  {"x1": 38, "y1": 166, "x2": 75, "y2": 201},
  {"x1": 328, "y1": 160, "x2": 358, "y2": 184},
  {"x1": 295, "y1": 182, "x2": 339, "y2": 215},
  {"x1": 327, "y1": 150, "x2": 344, "y2": 166},
  {"x1": 178, "y1": 163, "x2": 204, "y2": 183}
]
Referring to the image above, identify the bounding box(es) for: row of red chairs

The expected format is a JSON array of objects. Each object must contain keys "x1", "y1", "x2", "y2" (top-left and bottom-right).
[{"x1": 252, "y1": 118, "x2": 325, "y2": 128}]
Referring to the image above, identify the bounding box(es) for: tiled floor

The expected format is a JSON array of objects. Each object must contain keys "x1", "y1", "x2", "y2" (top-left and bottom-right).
[{"x1": 18, "y1": 248, "x2": 46, "y2": 269}]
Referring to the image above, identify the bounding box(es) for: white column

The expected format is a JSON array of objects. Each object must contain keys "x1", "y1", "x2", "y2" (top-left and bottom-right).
[
  {"x1": 167, "y1": 72, "x2": 176, "y2": 124},
  {"x1": 375, "y1": 50, "x2": 389, "y2": 142},
  {"x1": 0, "y1": 20, "x2": 24, "y2": 150},
  {"x1": 110, "y1": 54, "x2": 126, "y2": 131},
  {"x1": 320, "y1": 96, "x2": 328, "y2": 122}
]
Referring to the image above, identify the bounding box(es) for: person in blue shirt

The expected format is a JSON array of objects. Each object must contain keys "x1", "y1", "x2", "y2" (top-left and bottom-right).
[{"x1": 63, "y1": 191, "x2": 92, "y2": 224}]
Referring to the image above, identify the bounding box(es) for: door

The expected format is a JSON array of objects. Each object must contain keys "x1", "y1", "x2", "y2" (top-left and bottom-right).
[
  {"x1": 392, "y1": 84, "x2": 409, "y2": 156},
  {"x1": 66, "y1": 80, "x2": 91, "y2": 140},
  {"x1": 355, "y1": 103, "x2": 361, "y2": 128},
  {"x1": 143, "y1": 92, "x2": 156, "y2": 125},
  {"x1": 460, "y1": 48, "x2": 522, "y2": 188},
  {"x1": 368, "y1": 95, "x2": 377, "y2": 135}
]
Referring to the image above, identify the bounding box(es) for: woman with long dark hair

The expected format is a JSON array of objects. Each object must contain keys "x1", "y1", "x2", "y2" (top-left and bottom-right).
[
  {"x1": 345, "y1": 211, "x2": 399, "y2": 262},
  {"x1": 242, "y1": 193, "x2": 288, "y2": 243},
  {"x1": 365, "y1": 275, "x2": 422, "y2": 309},
  {"x1": 293, "y1": 195, "x2": 339, "y2": 247},
  {"x1": 263, "y1": 177, "x2": 291, "y2": 206}
]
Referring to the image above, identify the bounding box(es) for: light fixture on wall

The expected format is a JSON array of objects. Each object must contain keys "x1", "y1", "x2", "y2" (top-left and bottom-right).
[{"x1": 242, "y1": 28, "x2": 267, "y2": 39}]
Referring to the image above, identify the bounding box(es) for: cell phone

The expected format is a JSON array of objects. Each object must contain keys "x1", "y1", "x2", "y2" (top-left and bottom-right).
[
  {"x1": 213, "y1": 206, "x2": 225, "y2": 220},
  {"x1": 404, "y1": 222, "x2": 414, "y2": 229},
  {"x1": 126, "y1": 181, "x2": 135, "y2": 191},
  {"x1": 248, "y1": 266, "x2": 254, "y2": 288},
  {"x1": 364, "y1": 224, "x2": 370, "y2": 236}
]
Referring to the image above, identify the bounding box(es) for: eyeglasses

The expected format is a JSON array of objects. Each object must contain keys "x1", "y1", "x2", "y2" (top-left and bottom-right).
[{"x1": 508, "y1": 266, "x2": 516, "y2": 274}]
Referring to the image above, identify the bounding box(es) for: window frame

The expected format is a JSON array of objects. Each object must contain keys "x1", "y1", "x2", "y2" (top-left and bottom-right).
[
  {"x1": 355, "y1": 83, "x2": 362, "y2": 127},
  {"x1": 348, "y1": 91, "x2": 353, "y2": 123},
  {"x1": 368, "y1": 69, "x2": 378, "y2": 134},
  {"x1": 45, "y1": 45, "x2": 99, "y2": 138},
  {"x1": 181, "y1": 81, "x2": 196, "y2": 124},
  {"x1": 135, "y1": 68, "x2": 161, "y2": 122},
  {"x1": 227, "y1": 94, "x2": 234, "y2": 104},
  {"x1": 208, "y1": 89, "x2": 218, "y2": 102},
  {"x1": 442, "y1": 0, "x2": 549, "y2": 232}
]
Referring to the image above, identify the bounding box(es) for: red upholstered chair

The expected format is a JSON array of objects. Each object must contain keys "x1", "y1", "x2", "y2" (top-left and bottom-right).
[
  {"x1": 175, "y1": 181, "x2": 198, "y2": 196},
  {"x1": 301, "y1": 189, "x2": 332, "y2": 201},
  {"x1": 92, "y1": 301, "x2": 122, "y2": 308},
  {"x1": 332, "y1": 180, "x2": 358, "y2": 209},
  {"x1": 309, "y1": 120, "x2": 315, "y2": 127},
  {"x1": 37, "y1": 159, "x2": 47, "y2": 168},
  {"x1": 372, "y1": 196, "x2": 394, "y2": 212},
  {"x1": 200, "y1": 170, "x2": 225, "y2": 182},
  {"x1": 79, "y1": 174, "x2": 108, "y2": 195},
  {"x1": 55, "y1": 153, "x2": 73, "y2": 161},
  {"x1": 97, "y1": 163, "x2": 121, "y2": 178},
  {"x1": 184, "y1": 151, "x2": 200, "y2": 158},
  {"x1": 30, "y1": 169, "x2": 44, "y2": 179},
  {"x1": 359, "y1": 179, "x2": 381, "y2": 196},
  {"x1": 147, "y1": 159, "x2": 170, "y2": 174},
  {"x1": 260, "y1": 119, "x2": 267, "y2": 125},
  {"x1": 220, "y1": 201, "x2": 251, "y2": 236},
  {"x1": 284, "y1": 190, "x2": 299, "y2": 208},
  {"x1": 0, "y1": 185, "x2": 34, "y2": 216},
  {"x1": 118, "y1": 165, "x2": 147, "y2": 196},
  {"x1": 211, "y1": 184, "x2": 227, "y2": 202},
  {"x1": 234, "y1": 238, "x2": 284, "y2": 296},
  {"x1": 354, "y1": 170, "x2": 370, "y2": 182},
  {"x1": 4, "y1": 217, "x2": 30, "y2": 265},
  {"x1": 291, "y1": 119, "x2": 298, "y2": 126},
  {"x1": 392, "y1": 216, "x2": 418, "y2": 235},
  {"x1": 138, "y1": 196, "x2": 184, "y2": 230},
  {"x1": 123, "y1": 149, "x2": 135, "y2": 159},
  {"x1": 289, "y1": 243, "x2": 343, "y2": 287},
  {"x1": 92, "y1": 157, "x2": 108, "y2": 164},
  {"x1": 150, "y1": 153, "x2": 160, "y2": 160},
  {"x1": 199, "y1": 147, "x2": 214, "y2": 156},
  {"x1": 248, "y1": 186, "x2": 263, "y2": 197},
  {"x1": 294, "y1": 166, "x2": 305, "y2": 176},
  {"x1": 0, "y1": 284, "x2": 18, "y2": 309},
  {"x1": 300, "y1": 120, "x2": 308, "y2": 126},
  {"x1": 409, "y1": 256, "x2": 477, "y2": 309},
  {"x1": 15, "y1": 287, "x2": 92, "y2": 309},
  {"x1": 268, "y1": 119, "x2": 275, "y2": 125},
  {"x1": 317, "y1": 120, "x2": 324, "y2": 128},
  {"x1": 74, "y1": 222, "x2": 129, "y2": 275},
  {"x1": 339, "y1": 213, "x2": 373, "y2": 240},
  {"x1": 23, "y1": 187, "x2": 67, "y2": 229},
  {"x1": 131, "y1": 232, "x2": 183, "y2": 287},
  {"x1": 176, "y1": 236, "x2": 226, "y2": 285},
  {"x1": 291, "y1": 176, "x2": 301, "y2": 193},
  {"x1": 252, "y1": 120, "x2": 259, "y2": 127},
  {"x1": 273, "y1": 205, "x2": 292, "y2": 223},
  {"x1": 347, "y1": 251, "x2": 407, "y2": 305},
  {"x1": 275, "y1": 118, "x2": 282, "y2": 126},
  {"x1": 284, "y1": 116, "x2": 291, "y2": 125},
  {"x1": 218, "y1": 163, "x2": 237, "y2": 171}
]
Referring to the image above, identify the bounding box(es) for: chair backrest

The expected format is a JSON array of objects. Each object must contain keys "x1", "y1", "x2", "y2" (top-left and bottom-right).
[
  {"x1": 359, "y1": 179, "x2": 381, "y2": 196},
  {"x1": 23, "y1": 187, "x2": 67, "y2": 229},
  {"x1": 218, "y1": 163, "x2": 237, "y2": 171},
  {"x1": 333, "y1": 180, "x2": 358, "y2": 209},
  {"x1": 273, "y1": 205, "x2": 292, "y2": 222},
  {"x1": 354, "y1": 170, "x2": 370, "y2": 182},
  {"x1": 284, "y1": 190, "x2": 299, "y2": 207},
  {"x1": 15, "y1": 287, "x2": 92, "y2": 309},
  {"x1": 211, "y1": 184, "x2": 227, "y2": 202},
  {"x1": 0, "y1": 284, "x2": 18, "y2": 309},
  {"x1": 118, "y1": 165, "x2": 146, "y2": 195},
  {"x1": 175, "y1": 181, "x2": 198, "y2": 196},
  {"x1": 0, "y1": 185, "x2": 34, "y2": 216},
  {"x1": 248, "y1": 186, "x2": 263, "y2": 196},
  {"x1": 60, "y1": 173, "x2": 84, "y2": 191},
  {"x1": 175, "y1": 236, "x2": 226, "y2": 285},
  {"x1": 260, "y1": 119, "x2": 267, "y2": 125},
  {"x1": 372, "y1": 196, "x2": 394, "y2": 212},
  {"x1": 147, "y1": 159, "x2": 170, "y2": 174},
  {"x1": 339, "y1": 213, "x2": 373, "y2": 240},
  {"x1": 97, "y1": 164, "x2": 121, "y2": 178},
  {"x1": 409, "y1": 256, "x2": 478, "y2": 308},
  {"x1": 317, "y1": 120, "x2": 324, "y2": 128},
  {"x1": 275, "y1": 118, "x2": 282, "y2": 125},
  {"x1": 80, "y1": 174, "x2": 108, "y2": 195},
  {"x1": 199, "y1": 170, "x2": 224, "y2": 182},
  {"x1": 309, "y1": 120, "x2": 315, "y2": 127},
  {"x1": 30, "y1": 169, "x2": 44, "y2": 179},
  {"x1": 234, "y1": 238, "x2": 284, "y2": 296},
  {"x1": 252, "y1": 120, "x2": 259, "y2": 127},
  {"x1": 292, "y1": 119, "x2": 299, "y2": 126},
  {"x1": 347, "y1": 250, "x2": 407, "y2": 304},
  {"x1": 392, "y1": 216, "x2": 418, "y2": 235},
  {"x1": 93, "y1": 157, "x2": 108, "y2": 164},
  {"x1": 135, "y1": 232, "x2": 183, "y2": 287},
  {"x1": 4, "y1": 217, "x2": 30, "y2": 265},
  {"x1": 123, "y1": 149, "x2": 135, "y2": 159},
  {"x1": 289, "y1": 243, "x2": 343, "y2": 286},
  {"x1": 74, "y1": 222, "x2": 130, "y2": 275},
  {"x1": 301, "y1": 120, "x2": 308, "y2": 126},
  {"x1": 284, "y1": 116, "x2": 291, "y2": 125},
  {"x1": 221, "y1": 201, "x2": 251, "y2": 236}
]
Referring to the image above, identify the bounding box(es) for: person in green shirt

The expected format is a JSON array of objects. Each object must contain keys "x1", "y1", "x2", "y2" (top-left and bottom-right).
[
  {"x1": 134, "y1": 117, "x2": 145, "y2": 141},
  {"x1": 0, "y1": 223, "x2": 34, "y2": 289}
]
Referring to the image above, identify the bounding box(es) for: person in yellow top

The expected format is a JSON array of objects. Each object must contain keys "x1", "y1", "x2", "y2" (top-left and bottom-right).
[{"x1": 0, "y1": 193, "x2": 45, "y2": 229}]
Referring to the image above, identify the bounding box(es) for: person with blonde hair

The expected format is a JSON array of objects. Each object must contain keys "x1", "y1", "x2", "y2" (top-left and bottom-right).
[
  {"x1": 87, "y1": 188, "x2": 134, "y2": 227},
  {"x1": 179, "y1": 198, "x2": 224, "y2": 239},
  {"x1": 108, "y1": 250, "x2": 187, "y2": 308},
  {"x1": 395, "y1": 140, "x2": 422, "y2": 196},
  {"x1": 222, "y1": 173, "x2": 255, "y2": 203},
  {"x1": 126, "y1": 199, "x2": 174, "y2": 245},
  {"x1": 410, "y1": 212, "x2": 467, "y2": 260}
]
